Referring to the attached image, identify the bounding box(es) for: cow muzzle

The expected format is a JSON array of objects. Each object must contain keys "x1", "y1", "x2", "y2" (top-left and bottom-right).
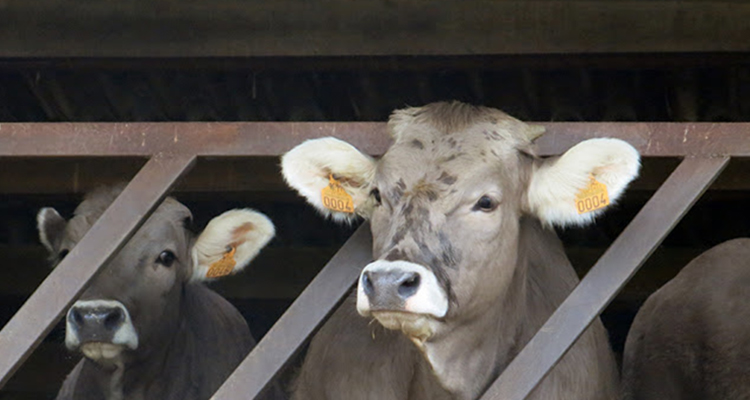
[
  {"x1": 357, "y1": 259, "x2": 448, "y2": 319},
  {"x1": 65, "y1": 300, "x2": 138, "y2": 362},
  {"x1": 357, "y1": 260, "x2": 448, "y2": 342}
]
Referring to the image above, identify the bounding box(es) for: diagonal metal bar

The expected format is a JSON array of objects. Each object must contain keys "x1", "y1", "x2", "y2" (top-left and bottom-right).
[
  {"x1": 0, "y1": 152, "x2": 196, "y2": 388},
  {"x1": 481, "y1": 155, "x2": 730, "y2": 400},
  {"x1": 211, "y1": 223, "x2": 373, "y2": 400}
]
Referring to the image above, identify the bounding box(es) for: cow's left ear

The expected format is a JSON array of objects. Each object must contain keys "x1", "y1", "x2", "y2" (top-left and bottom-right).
[
  {"x1": 526, "y1": 138, "x2": 640, "y2": 227},
  {"x1": 37, "y1": 207, "x2": 66, "y2": 253},
  {"x1": 190, "y1": 209, "x2": 275, "y2": 282}
]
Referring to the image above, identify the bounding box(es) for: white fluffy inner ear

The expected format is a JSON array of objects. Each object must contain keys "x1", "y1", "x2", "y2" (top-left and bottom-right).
[
  {"x1": 281, "y1": 137, "x2": 377, "y2": 222},
  {"x1": 190, "y1": 209, "x2": 275, "y2": 282},
  {"x1": 527, "y1": 138, "x2": 640, "y2": 227},
  {"x1": 37, "y1": 207, "x2": 66, "y2": 253}
]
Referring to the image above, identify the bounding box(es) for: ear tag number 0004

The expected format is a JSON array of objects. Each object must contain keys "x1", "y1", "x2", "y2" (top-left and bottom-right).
[
  {"x1": 321, "y1": 175, "x2": 355, "y2": 214},
  {"x1": 575, "y1": 175, "x2": 610, "y2": 214}
]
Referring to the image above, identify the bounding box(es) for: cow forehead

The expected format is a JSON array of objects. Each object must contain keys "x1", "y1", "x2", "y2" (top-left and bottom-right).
[
  {"x1": 63, "y1": 196, "x2": 192, "y2": 251},
  {"x1": 377, "y1": 118, "x2": 531, "y2": 193}
]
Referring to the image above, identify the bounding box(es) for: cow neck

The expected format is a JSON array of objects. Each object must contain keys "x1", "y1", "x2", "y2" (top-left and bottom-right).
[{"x1": 417, "y1": 217, "x2": 565, "y2": 400}]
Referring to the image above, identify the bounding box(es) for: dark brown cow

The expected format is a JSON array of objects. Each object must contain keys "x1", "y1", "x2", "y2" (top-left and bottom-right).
[
  {"x1": 37, "y1": 185, "x2": 277, "y2": 400},
  {"x1": 281, "y1": 102, "x2": 640, "y2": 399},
  {"x1": 622, "y1": 238, "x2": 750, "y2": 400}
]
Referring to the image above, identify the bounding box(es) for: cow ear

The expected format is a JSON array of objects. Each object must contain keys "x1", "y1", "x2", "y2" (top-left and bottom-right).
[
  {"x1": 37, "y1": 207, "x2": 66, "y2": 253},
  {"x1": 526, "y1": 138, "x2": 640, "y2": 227},
  {"x1": 281, "y1": 137, "x2": 377, "y2": 222},
  {"x1": 190, "y1": 209, "x2": 275, "y2": 282}
]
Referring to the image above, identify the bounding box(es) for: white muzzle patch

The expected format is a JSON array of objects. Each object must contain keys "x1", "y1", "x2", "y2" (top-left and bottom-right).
[
  {"x1": 356, "y1": 260, "x2": 449, "y2": 318},
  {"x1": 65, "y1": 299, "x2": 139, "y2": 354}
]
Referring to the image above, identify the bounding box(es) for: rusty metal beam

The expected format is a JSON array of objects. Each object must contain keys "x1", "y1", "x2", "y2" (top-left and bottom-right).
[
  {"x1": 0, "y1": 122, "x2": 749, "y2": 158},
  {"x1": 480, "y1": 155, "x2": 730, "y2": 400},
  {"x1": 210, "y1": 224, "x2": 373, "y2": 400},
  {"x1": 0, "y1": 153, "x2": 196, "y2": 388}
]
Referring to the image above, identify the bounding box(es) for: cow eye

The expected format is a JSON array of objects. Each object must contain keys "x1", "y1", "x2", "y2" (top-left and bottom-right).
[
  {"x1": 58, "y1": 249, "x2": 69, "y2": 260},
  {"x1": 370, "y1": 188, "x2": 382, "y2": 205},
  {"x1": 473, "y1": 195, "x2": 497, "y2": 212},
  {"x1": 156, "y1": 250, "x2": 176, "y2": 267}
]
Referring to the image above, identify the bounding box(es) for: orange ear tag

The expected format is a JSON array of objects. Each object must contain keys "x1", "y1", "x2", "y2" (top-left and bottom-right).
[
  {"x1": 321, "y1": 175, "x2": 355, "y2": 214},
  {"x1": 205, "y1": 246, "x2": 237, "y2": 279},
  {"x1": 575, "y1": 175, "x2": 610, "y2": 214}
]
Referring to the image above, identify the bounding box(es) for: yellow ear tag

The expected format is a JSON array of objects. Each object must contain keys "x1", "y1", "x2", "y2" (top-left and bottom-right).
[
  {"x1": 321, "y1": 175, "x2": 355, "y2": 214},
  {"x1": 205, "y1": 246, "x2": 237, "y2": 279},
  {"x1": 575, "y1": 175, "x2": 610, "y2": 214}
]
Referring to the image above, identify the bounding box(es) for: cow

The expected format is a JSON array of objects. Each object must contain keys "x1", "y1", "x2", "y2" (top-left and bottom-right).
[
  {"x1": 280, "y1": 101, "x2": 640, "y2": 399},
  {"x1": 36, "y1": 185, "x2": 278, "y2": 400},
  {"x1": 622, "y1": 238, "x2": 750, "y2": 400}
]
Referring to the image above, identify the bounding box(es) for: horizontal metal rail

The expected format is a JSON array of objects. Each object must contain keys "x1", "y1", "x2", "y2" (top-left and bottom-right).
[
  {"x1": 0, "y1": 153, "x2": 196, "y2": 388},
  {"x1": 481, "y1": 156, "x2": 730, "y2": 400},
  {"x1": 0, "y1": 122, "x2": 749, "y2": 157}
]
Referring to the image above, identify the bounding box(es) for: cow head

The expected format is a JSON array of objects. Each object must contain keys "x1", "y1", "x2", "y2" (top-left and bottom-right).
[
  {"x1": 37, "y1": 186, "x2": 274, "y2": 366},
  {"x1": 282, "y1": 102, "x2": 639, "y2": 345}
]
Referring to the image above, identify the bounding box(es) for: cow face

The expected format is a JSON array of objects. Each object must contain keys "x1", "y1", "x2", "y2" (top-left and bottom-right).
[
  {"x1": 37, "y1": 186, "x2": 274, "y2": 366},
  {"x1": 282, "y1": 102, "x2": 639, "y2": 344}
]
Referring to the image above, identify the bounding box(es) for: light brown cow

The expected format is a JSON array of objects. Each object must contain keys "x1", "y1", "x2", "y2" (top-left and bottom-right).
[
  {"x1": 281, "y1": 102, "x2": 640, "y2": 399},
  {"x1": 37, "y1": 185, "x2": 278, "y2": 400},
  {"x1": 622, "y1": 238, "x2": 750, "y2": 400}
]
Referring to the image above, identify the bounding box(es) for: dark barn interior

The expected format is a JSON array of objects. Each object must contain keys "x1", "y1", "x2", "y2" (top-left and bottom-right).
[{"x1": 1, "y1": 1, "x2": 750, "y2": 399}]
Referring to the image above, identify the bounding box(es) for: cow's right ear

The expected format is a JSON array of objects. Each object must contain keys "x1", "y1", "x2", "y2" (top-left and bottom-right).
[
  {"x1": 281, "y1": 137, "x2": 377, "y2": 222},
  {"x1": 37, "y1": 207, "x2": 66, "y2": 253}
]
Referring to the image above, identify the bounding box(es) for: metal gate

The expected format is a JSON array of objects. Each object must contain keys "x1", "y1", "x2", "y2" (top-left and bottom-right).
[{"x1": 0, "y1": 121, "x2": 745, "y2": 399}]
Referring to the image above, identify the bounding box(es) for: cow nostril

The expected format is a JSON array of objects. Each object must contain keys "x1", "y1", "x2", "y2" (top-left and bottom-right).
[
  {"x1": 71, "y1": 308, "x2": 84, "y2": 327},
  {"x1": 397, "y1": 273, "x2": 421, "y2": 299},
  {"x1": 362, "y1": 272, "x2": 375, "y2": 296},
  {"x1": 104, "y1": 308, "x2": 124, "y2": 331}
]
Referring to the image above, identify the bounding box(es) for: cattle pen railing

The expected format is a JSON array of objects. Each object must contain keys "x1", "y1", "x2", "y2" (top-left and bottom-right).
[{"x1": 0, "y1": 122, "x2": 746, "y2": 399}]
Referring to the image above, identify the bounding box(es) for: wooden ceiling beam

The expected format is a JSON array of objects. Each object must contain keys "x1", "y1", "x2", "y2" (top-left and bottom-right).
[{"x1": 1, "y1": 1, "x2": 749, "y2": 58}]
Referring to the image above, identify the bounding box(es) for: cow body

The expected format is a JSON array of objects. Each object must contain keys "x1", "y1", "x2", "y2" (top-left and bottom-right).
[
  {"x1": 622, "y1": 238, "x2": 750, "y2": 400},
  {"x1": 37, "y1": 186, "x2": 279, "y2": 400},
  {"x1": 282, "y1": 102, "x2": 639, "y2": 399}
]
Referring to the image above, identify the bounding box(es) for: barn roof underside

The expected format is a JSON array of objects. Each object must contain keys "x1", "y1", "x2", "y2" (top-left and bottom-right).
[
  {"x1": 1, "y1": 59, "x2": 750, "y2": 123},
  {"x1": 0, "y1": 1, "x2": 749, "y2": 123}
]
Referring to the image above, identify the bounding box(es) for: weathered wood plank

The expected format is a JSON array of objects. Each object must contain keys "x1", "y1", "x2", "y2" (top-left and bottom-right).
[{"x1": 1, "y1": 1, "x2": 750, "y2": 57}]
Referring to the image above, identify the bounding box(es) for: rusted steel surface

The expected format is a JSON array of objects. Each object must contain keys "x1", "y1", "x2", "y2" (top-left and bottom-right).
[
  {"x1": 480, "y1": 156, "x2": 730, "y2": 400},
  {"x1": 0, "y1": 122, "x2": 749, "y2": 158},
  {"x1": 0, "y1": 153, "x2": 196, "y2": 388},
  {"x1": 0, "y1": 123, "x2": 389, "y2": 158},
  {"x1": 210, "y1": 224, "x2": 372, "y2": 400}
]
